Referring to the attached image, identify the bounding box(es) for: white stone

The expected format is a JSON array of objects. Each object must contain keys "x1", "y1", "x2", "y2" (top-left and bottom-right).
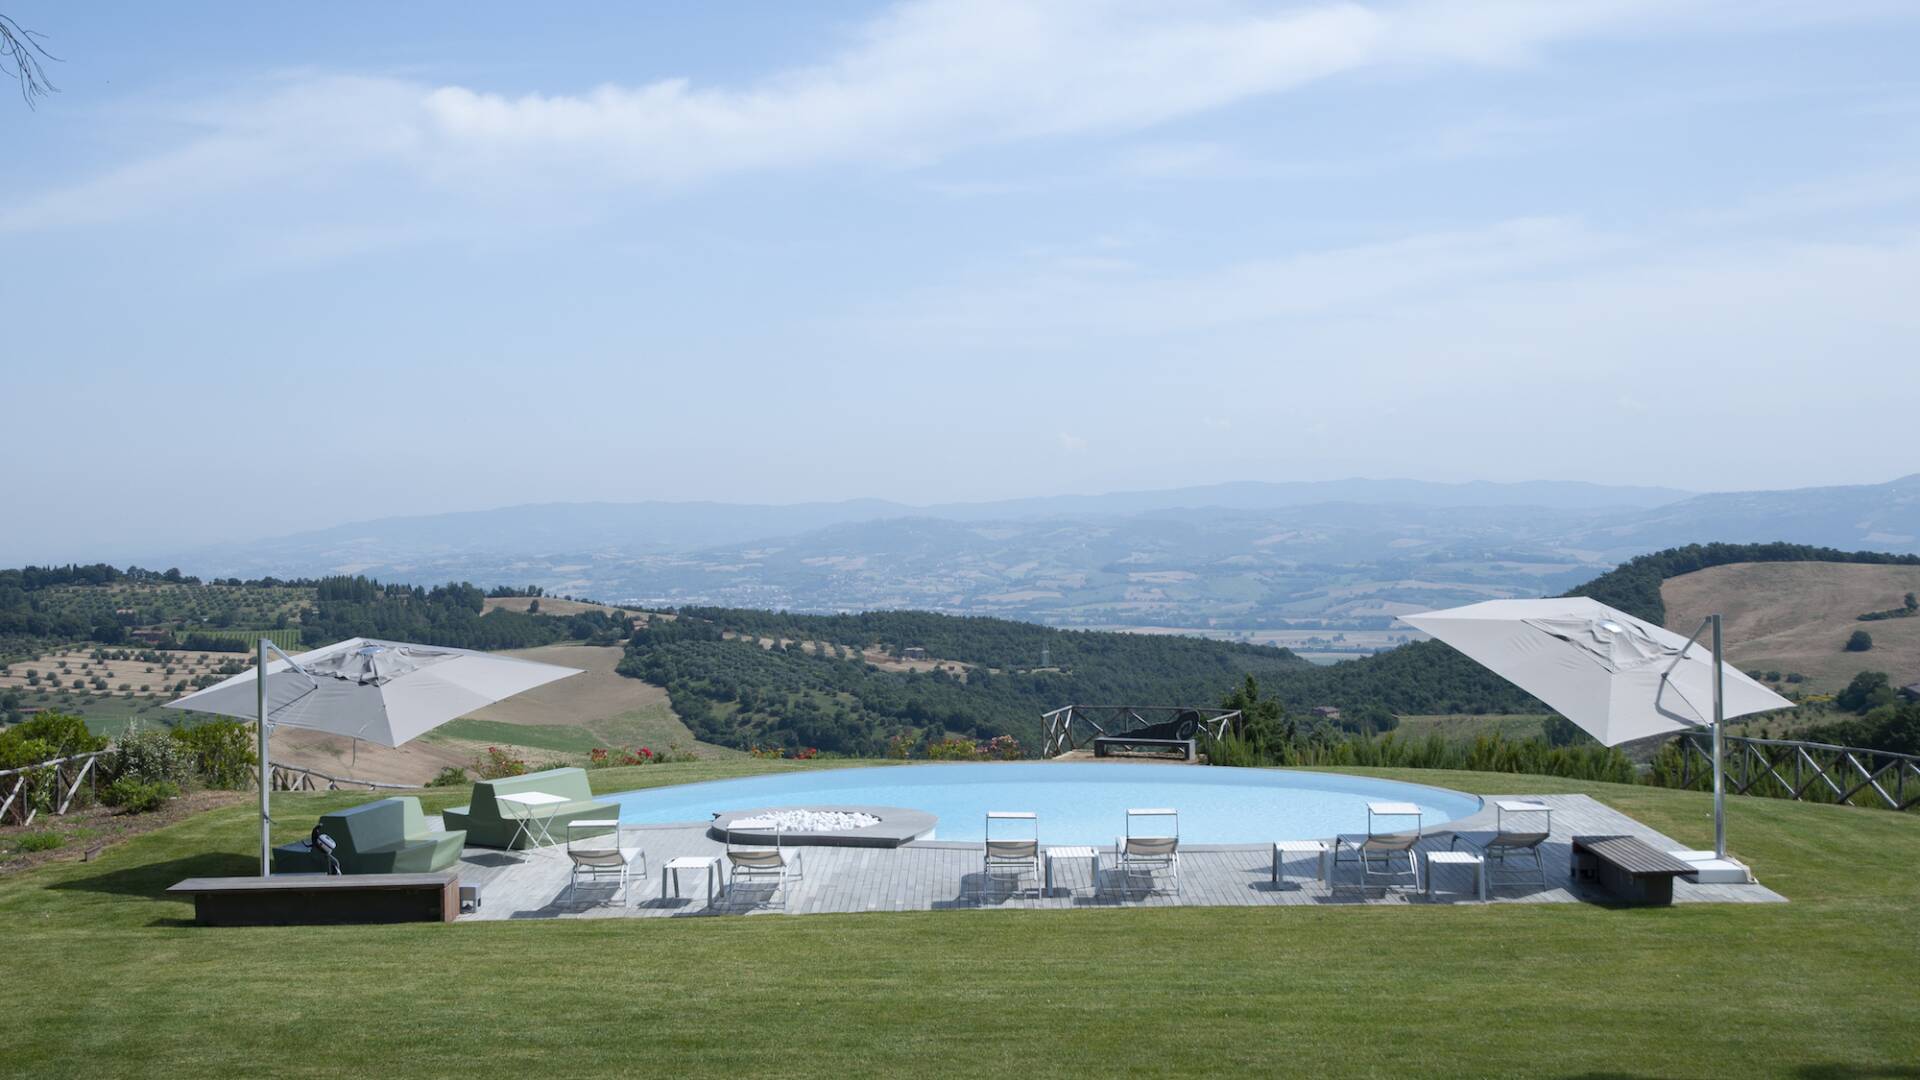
[{"x1": 731, "y1": 809, "x2": 881, "y2": 832}]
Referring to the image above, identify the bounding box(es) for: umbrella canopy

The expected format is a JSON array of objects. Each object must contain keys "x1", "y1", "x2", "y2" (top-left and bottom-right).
[
  {"x1": 164, "y1": 637, "x2": 581, "y2": 747},
  {"x1": 1400, "y1": 598, "x2": 1791, "y2": 747}
]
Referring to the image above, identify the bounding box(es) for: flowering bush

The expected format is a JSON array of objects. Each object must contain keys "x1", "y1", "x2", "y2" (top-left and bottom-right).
[
  {"x1": 922, "y1": 735, "x2": 1022, "y2": 761},
  {"x1": 476, "y1": 746, "x2": 528, "y2": 780},
  {"x1": 885, "y1": 734, "x2": 913, "y2": 760},
  {"x1": 748, "y1": 745, "x2": 819, "y2": 760},
  {"x1": 981, "y1": 735, "x2": 1022, "y2": 760},
  {"x1": 588, "y1": 747, "x2": 610, "y2": 768},
  {"x1": 924, "y1": 737, "x2": 978, "y2": 760}
]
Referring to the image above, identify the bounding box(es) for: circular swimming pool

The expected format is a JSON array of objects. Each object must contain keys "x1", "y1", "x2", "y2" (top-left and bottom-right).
[{"x1": 608, "y1": 763, "x2": 1481, "y2": 844}]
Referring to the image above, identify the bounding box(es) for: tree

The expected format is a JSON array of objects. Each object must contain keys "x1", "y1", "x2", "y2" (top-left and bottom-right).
[
  {"x1": 0, "y1": 14, "x2": 57, "y2": 108},
  {"x1": 1836, "y1": 671, "x2": 1894, "y2": 714},
  {"x1": 1846, "y1": 629, "x2": 1874, "y2": 653}
]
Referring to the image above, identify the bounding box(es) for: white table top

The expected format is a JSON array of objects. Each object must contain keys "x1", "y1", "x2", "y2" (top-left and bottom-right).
[
  {"x1": 496, "y1": 791, "x2": 568, "y2": 808},
  {"x1": 1495, "y1": 800, "x2": 1552, "y2": 813},
  {"x1": 664, "y1": 855, "x2": 720, "y2": 869},
  {"x1": 570, "y1": 818, "x2": 619, "y2": 829},
  {"x1": 1425, "y1": 851, "x2": 1482, "y2": 864},
  {"x1": 1273, "y1": 840, "x2": 1329, "y2": 852},
  {"x1": 1368, "y1": 802, "x2": 1423, "y2": 816},
  {"x1": 1046, "y1": 846, "x2": 1097, "y2": 857}
]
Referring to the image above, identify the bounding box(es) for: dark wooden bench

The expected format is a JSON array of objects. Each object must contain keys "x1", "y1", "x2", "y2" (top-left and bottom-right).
[
  {"x1": 1570, "y1": 835, "x2": 1695, "y2": 906},
  {"x1": 167, "y1": 872, "x2": 460, "y2": 926},
  {"x1": 1093, "y1": 737, "x2": 1197, "y2": 761}
]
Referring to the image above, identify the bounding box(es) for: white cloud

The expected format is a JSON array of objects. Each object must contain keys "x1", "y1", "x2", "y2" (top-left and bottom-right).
[
  {"x1": 1057, "y1": 432, "x2": 1089, "y2": 453},
  {"x1": 0, "y1": 0, "x2": 1804, "y2": 233}
]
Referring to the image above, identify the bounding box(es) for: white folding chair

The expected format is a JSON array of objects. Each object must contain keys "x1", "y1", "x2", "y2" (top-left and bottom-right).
[
  {"x1": 564, "y1": 819, "x2": 645, "y2": 907},
  {"x1": 980, "y1": 811, "x2": 1040, "y2": 899},
  {"x1": 1114, "y1": 808, "x2": 1180, "y2": 897}
]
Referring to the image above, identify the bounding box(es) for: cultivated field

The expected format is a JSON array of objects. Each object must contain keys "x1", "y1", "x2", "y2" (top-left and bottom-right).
[
  {"x1": 479, "y1": 597, "x2": 646, "y2": 618},
  {"x1": 0, "y1": 647, "x2": 246, "y2": 698},
  {"x1": 1662, "y1": 561, "x2": 1920, "y2": 692}
]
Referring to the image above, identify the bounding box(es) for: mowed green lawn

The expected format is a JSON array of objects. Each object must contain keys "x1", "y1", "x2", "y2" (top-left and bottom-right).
[{"x1": 2, "y1": 761, "x2": 1916, "y2": 1079}]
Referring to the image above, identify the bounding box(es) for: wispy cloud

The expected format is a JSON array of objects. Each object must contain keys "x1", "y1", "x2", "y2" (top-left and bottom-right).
[{"x1": 2, "y1": 0, "x2": 1831, "y2": 234}]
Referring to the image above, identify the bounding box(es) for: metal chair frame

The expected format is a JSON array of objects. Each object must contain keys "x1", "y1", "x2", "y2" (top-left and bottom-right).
[
  {"x1": 978, "y1": 811, "x2": 1040, "y2": 900},
  {"x1": 1114, "y1": 808, "x2": 1180, "y2": 897},
  {"x1": 724, "y1": 825, "x2": 804, "y2": 910},
  {"x1": 565, "y1": 819, "x2": 645, "y2": 907}
]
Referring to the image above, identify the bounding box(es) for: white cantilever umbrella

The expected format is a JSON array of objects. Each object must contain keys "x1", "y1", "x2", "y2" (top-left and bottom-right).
[
  {"x1": 166, "y1": 637, "x2": 581, "y2": 874},
  {"x1": 1401, "y1": 598, "x2": 1792, "y2": 858}
]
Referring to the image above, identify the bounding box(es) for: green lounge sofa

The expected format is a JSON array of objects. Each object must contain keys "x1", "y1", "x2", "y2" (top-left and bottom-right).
[
  {"x1": 442, "y1": 767, "x2": 619, "y2": 850},
  {"x1": 272, "y1": 796, "x2": 466, "y2": 875}
]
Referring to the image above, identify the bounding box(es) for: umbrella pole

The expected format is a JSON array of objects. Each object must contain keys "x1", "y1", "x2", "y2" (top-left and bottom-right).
[
  {"x1": 257, "y1": 637, "x2": 271, "y2": 877},
  {"x1": 1711, "y1": 614, "x2": 1726, "y2": 860}
]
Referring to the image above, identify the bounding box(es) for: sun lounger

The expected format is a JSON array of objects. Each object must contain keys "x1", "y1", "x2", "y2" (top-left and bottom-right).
[
  {"x1": 980, "y1": 811, "x2": 1040, "y2": 898},
  {"x1": 564, "y1": 819, "x2": 646, "y2": 907},
  {"x1": 1450, "y1": 800, "x2": 1551, "y2": 890},
  {"x1": 1114, "y1": 808, "x2": 1180, "y2": 896},
  {"x1": 1336, "y1": 801, "x2": 1422, "y2": 890},
  {"x1": 723, "y1": 824, "x2": 803, "y2": 909}
]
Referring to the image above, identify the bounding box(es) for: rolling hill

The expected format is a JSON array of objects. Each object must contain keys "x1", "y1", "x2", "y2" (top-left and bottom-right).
[
  {"x1": 148, "y1": 475, "x2": 1920, "y2": 632},
  {"x1": 1662, "y1": 562, "x2": 1920, "y2": 692}
]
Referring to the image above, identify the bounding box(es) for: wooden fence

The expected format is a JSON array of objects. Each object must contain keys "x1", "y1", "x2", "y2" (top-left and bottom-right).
[
  {"x1": 1, "y1": 750, "x2": 412, "y2": 827},
  {"x1": 1667, "y1": 732, "x2": 1920, "y2": 812}
]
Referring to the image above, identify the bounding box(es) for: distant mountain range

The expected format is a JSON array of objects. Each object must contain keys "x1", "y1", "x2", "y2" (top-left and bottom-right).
[{"x1": 159, "y1": 475, "x2": 1920, "y2": 630}]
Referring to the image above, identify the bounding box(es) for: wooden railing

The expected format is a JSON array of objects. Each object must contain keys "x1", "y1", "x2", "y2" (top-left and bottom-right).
[
  {"x1": 255, "y1": 763, "x2": 414, "y2": 793},
  {"x1": 0, "y1": 749, "x2": 111, "y2": 827},
  {"x1": 1667, "y1": 733, "x2": 1920, "y2": 812},
  {"x1": 0, "y1": 750, "x2": 413, "y2": 826},
  {"x1": 1041, "y1": 705, "x2": 1241, "y2": 758}
]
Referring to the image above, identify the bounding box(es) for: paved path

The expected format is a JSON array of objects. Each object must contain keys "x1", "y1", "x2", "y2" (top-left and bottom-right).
[{"x1": 443, "y1": 793, "x2": 1785, "y2": 921}]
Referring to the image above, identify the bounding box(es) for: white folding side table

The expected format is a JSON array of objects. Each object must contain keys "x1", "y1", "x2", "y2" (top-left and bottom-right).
[
  {"x1": 495, "y1": 791, "x2": 569, "y2": 858},
  {"x1": 1272, "y1": 840, "x2": 1331, "y2": 885},
  {"x1": 1045, "y1": 846, "x2": 1098, "y2": 896},
  {"x1": 1422, "y1": 851, "x2": 1487, "y2": 901},
  {"x1": 663, "y1": 855, "x2": 721, "y2": 905}
]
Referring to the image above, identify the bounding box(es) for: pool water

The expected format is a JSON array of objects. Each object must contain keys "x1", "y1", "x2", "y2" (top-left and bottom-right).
[{"x1": 608, "y1": 763, "x2": 1481, "y2": 844}]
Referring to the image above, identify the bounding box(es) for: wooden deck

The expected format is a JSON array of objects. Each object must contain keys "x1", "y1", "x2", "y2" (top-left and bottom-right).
[{"x1": 442, "y1": 793, "x2": 1786, "y2": 921}]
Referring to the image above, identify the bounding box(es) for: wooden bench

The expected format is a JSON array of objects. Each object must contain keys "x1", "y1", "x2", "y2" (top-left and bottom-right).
[
  {"x1": 1570, "y1": 835, "x2": 1696, "y2": 906},
  {"x1": 1093, "y1": 737, "x2": 1197, "y2": 761},
  {"x1": 167, "y1": 872, "x2": 460, "y2": 926}
]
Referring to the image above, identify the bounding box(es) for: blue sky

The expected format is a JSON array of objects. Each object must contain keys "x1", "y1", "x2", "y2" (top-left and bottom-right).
[{"x1": 4, "y1": 1, "x2": 1919, "y2": 562}]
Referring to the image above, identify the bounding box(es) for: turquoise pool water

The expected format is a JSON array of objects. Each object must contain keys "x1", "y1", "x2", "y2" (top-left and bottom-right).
[{"x1": 608, "y1": 763, "x2": 1482, "y2": 844}]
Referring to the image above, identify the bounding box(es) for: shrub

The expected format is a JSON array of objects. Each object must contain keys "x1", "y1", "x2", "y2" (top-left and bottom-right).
[
  {"x1": 169, "y1": 720, "x2": 256, "y2": 789},
  {"x1": 0, "y1": 712, "x2": 106, "y2": 765},
  {"x1": 16, "y1": 830, "x2": 64, "y2": 852},
  {"x1": 925, "y1": 737, "x2": 979, "y2": 760},
  {"x1": 475, "y1": 746, "x2": 527, "y2": 780},
  {"x1": 108, "y1": 728, "x2": 193, "y2": 787},
  {"x1": 1846, "y1": 630, "x2": 1874, "y2": 652},
  {"x1": 102, "y1": 776, "x2": 179, "y2": 813},
  {"x1": 425, "y1": 765, "x2": 470, "y2": 788},
  {"x1": 981, "y1": 735, "x2": 1021, "y2": 760}
]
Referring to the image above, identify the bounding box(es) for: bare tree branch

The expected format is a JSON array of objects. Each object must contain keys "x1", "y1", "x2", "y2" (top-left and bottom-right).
[{"x1": 0, "y1": 13, "x2": 60, "y2": 108}]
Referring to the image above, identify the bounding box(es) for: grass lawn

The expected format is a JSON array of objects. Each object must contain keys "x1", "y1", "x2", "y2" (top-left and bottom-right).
[{"x1": 2, "y1": 760, "x2": 1915, "y2": 1079}]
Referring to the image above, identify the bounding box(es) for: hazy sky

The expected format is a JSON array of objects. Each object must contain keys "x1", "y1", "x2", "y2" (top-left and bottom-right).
[{"x1": 5, "y1": 1, "x2": 1920, "y2": 563}]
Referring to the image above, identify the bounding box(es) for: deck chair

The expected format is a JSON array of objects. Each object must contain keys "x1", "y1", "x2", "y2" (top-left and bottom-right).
[
  {"x1": 723, "y1": 824, "x2": 804, "y2": 909},
  {"x1": 1450, "y1": 800, "x2": 1551, "y2": 890},
  {"x1": 979, "y1": 812, "x2": 1039, "y2": 899},
  {"x1": 564, "y1": 819, "x2": 646, "y2": 907},
  {"x1": 1114, "y1": 808, "x2": 1180, "y2": 897},
  {"x1": 1337, "y1": 802, "x2": 1422, "y2": 890}
]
